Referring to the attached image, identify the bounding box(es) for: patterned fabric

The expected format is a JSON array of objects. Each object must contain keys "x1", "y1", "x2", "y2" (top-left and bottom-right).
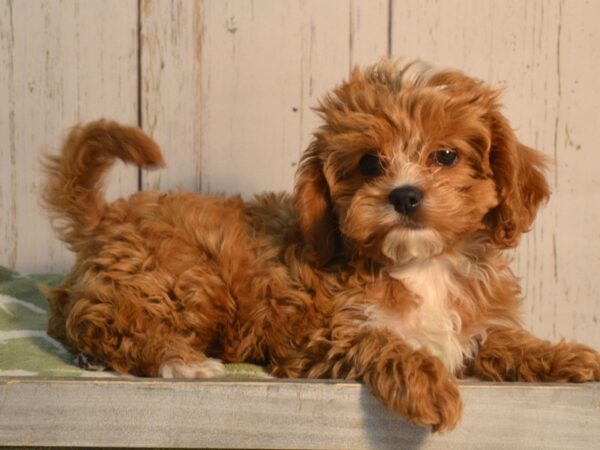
[{"x1": 0, "y1": 266, "x2": 268, "y2": 378}]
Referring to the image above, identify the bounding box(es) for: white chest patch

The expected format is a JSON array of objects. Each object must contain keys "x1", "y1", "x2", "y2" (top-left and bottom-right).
[{"x1": 369, "y1": 258, "x2": 477, "y2": 374}]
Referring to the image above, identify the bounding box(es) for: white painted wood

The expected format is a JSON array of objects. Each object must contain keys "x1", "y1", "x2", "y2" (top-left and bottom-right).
[
  {"x1": 197, "y1": 0, "x2": 303, "y2": 195},
  {"x1": 1, "y1": 378, "x2": 599, "y2": 449},
  {"x1": 140, "y1": 0, "x2": 204, "y2": 191},
  {"x1": 144, "y1": 0, "x2": 388, "y2": 195},
  {"x1": 390, "y1": 0, "x2": 600, "y2": 346},
  {"x1": 0, "y1": 0, "x2": 139, "y2": 273},
  {"x1": 294, "y1": 0, "x2": 389, "y2": 165}
]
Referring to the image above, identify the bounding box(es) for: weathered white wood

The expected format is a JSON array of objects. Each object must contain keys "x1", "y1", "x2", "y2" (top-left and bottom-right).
[
  {"x1": 197, "y1": 0, "x2": 302, "y2": 195},
  {"x1": 140, "y1": 0, "x2": 204, "y2": 191},
  {"x1": 390, "y1": 0, "x2": 600, "y2": 346},
  {"x1": 142, "y1": 0, "x2": 388, "y2": 195},
  {"x1": 295, "y1": 0, "x2": 389, "y2": 162},
  {"x1": 1, "y1": 378, "x2": 599, "y2": 449},
  {"x1": 0, "y1": 0, "x2": 139, "y2": 273}
]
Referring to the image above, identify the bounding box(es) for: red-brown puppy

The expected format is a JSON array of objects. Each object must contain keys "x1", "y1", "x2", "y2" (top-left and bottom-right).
[{"x1": 43, "y1": 59, "x2": 600, "y2": 431}]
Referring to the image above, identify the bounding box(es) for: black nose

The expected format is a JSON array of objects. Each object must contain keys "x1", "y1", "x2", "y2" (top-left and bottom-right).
[{"x1": 388, "y1": 186, "x2": 423, "y2": 215}]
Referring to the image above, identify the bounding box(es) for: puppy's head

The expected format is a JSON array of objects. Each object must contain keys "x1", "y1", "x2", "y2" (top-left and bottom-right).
[{"x1": 294, "y1": 60, "x2": 549, "y2": 267}]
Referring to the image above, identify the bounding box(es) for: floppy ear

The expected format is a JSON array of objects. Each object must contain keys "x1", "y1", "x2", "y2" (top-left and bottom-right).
[
  {"x1": 486, "y1": 113, "x2": 550, "y2": 248},
  {"x1": 293, "y1": 140, "x2": 340, "y2": 266}
]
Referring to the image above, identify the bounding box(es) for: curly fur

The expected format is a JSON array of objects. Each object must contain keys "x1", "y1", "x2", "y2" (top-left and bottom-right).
[{"x1": 43, "y1": 59, "x2": 600, "y2": 432}]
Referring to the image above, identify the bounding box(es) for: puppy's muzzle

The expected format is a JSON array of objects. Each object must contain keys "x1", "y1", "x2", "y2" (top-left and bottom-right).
[{"x1": 389, "y1": 186, "x2": 423, "y2": 215}]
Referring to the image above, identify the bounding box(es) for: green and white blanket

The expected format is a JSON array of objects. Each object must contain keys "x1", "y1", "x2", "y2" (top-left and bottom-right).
[{"x1": 0, "y1": 266, "x2": 268, "y2": 378}]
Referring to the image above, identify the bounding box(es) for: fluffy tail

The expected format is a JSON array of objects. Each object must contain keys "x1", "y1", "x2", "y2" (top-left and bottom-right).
[{"x1": 43, "y1": 119, "x2": 164, "y2": 247}]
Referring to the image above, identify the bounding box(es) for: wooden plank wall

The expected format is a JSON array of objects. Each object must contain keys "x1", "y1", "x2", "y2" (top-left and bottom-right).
[
  {"x1": 1, "y1": 0, "x2": 598, "y2": 346},
  {"x1": 0, "y1": 0, "x2": 139, "y2": 272}
]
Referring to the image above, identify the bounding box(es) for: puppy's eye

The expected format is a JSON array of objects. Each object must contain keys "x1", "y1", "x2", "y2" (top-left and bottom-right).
[
  {"x1": 430, "y1": 149, "x2": 459, "y2": 167},
  {"x1": 359, "y1": 153, "x2": 382, "y2": 177}
]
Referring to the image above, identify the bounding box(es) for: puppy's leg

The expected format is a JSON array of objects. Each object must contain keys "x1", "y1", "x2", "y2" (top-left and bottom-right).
[
  {"x1": 62, "y1": 292, "x2": 226, "y2": 378},
  {"x1": 158, "y1": 357, "x2": 225, "y2": 379},
  {"x1": 468, "y1": 328, "x2": 600, "y2": 382},
  {"x1": 71, "y1": 318, "x2": 223, "y2": 378},
  {"x1": 305, "y1": 329, "x2": 462, "y2": 432}
]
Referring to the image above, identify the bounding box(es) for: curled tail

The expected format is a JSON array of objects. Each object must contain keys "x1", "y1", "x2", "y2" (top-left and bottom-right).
[{"x1": 43, "y1": 119, "x2": 164, "y2": 246}]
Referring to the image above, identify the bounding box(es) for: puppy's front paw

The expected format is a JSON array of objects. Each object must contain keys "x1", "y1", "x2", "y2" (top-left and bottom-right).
[
  {"x1": 369, "y1": 351, "x2": 462, "y2": 432},
  {"x1": 550, "y1": 343, "x2": 600, "y2": 382},
  {"x1": 401, "y1": 354, "x2": 463, "y2": 432},
  {"x1": 470, "y1": 328, "x2": 600, "y2": 382}
]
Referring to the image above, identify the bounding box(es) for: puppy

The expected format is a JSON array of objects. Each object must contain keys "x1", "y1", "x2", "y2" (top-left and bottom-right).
[{"x1": 43, "y1": 60, "x2": 600, "y2": 431}]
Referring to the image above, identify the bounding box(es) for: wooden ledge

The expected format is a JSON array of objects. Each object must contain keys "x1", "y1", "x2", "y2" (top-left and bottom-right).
[{"x1": 1, "y1": 377, "x2": 599, "y2": 449}]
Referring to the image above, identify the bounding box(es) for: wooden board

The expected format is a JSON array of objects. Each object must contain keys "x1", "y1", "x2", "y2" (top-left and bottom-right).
[
  {"x1": 141, "y1": 0, "x2": 389, "y2": 195},
  {"x1": 1, "y1": 378, "x2": 599, "y2": 449},
  {"x1": 0, "y1": 0, "x2": 139, "y2": 273},
  {"x1": 140, "y1": 0, "x2": 204, "y2": 192},
  {"x1": 390, "y1": 0, "x2": 600, "y2": 345}
]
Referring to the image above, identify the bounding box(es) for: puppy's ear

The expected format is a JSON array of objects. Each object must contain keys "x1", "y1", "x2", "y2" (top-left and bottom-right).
[
  {"x1": 294, "y1": 140, "x2": 340, "y2": 266},
  {"x1": 486, "y1": 112, "x2": 550, "y2": 248}
]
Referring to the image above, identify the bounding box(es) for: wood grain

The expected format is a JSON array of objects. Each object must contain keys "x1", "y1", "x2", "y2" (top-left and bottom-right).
[
  {"x1": 390, "y1": 0, "x2": 600, "y2": 344},
  {"x1": 0, "y1": 0, "x2": 139, "y2": 273},
  {"x1": 141, "y1": 0, "x2": 388, "y2": 195},
  {"x1": 140, "y1": 0, "x2": 204, "y2": 191},
  {"x1": 1, "y1": 377, "x2": 599, "y2": 449}
]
